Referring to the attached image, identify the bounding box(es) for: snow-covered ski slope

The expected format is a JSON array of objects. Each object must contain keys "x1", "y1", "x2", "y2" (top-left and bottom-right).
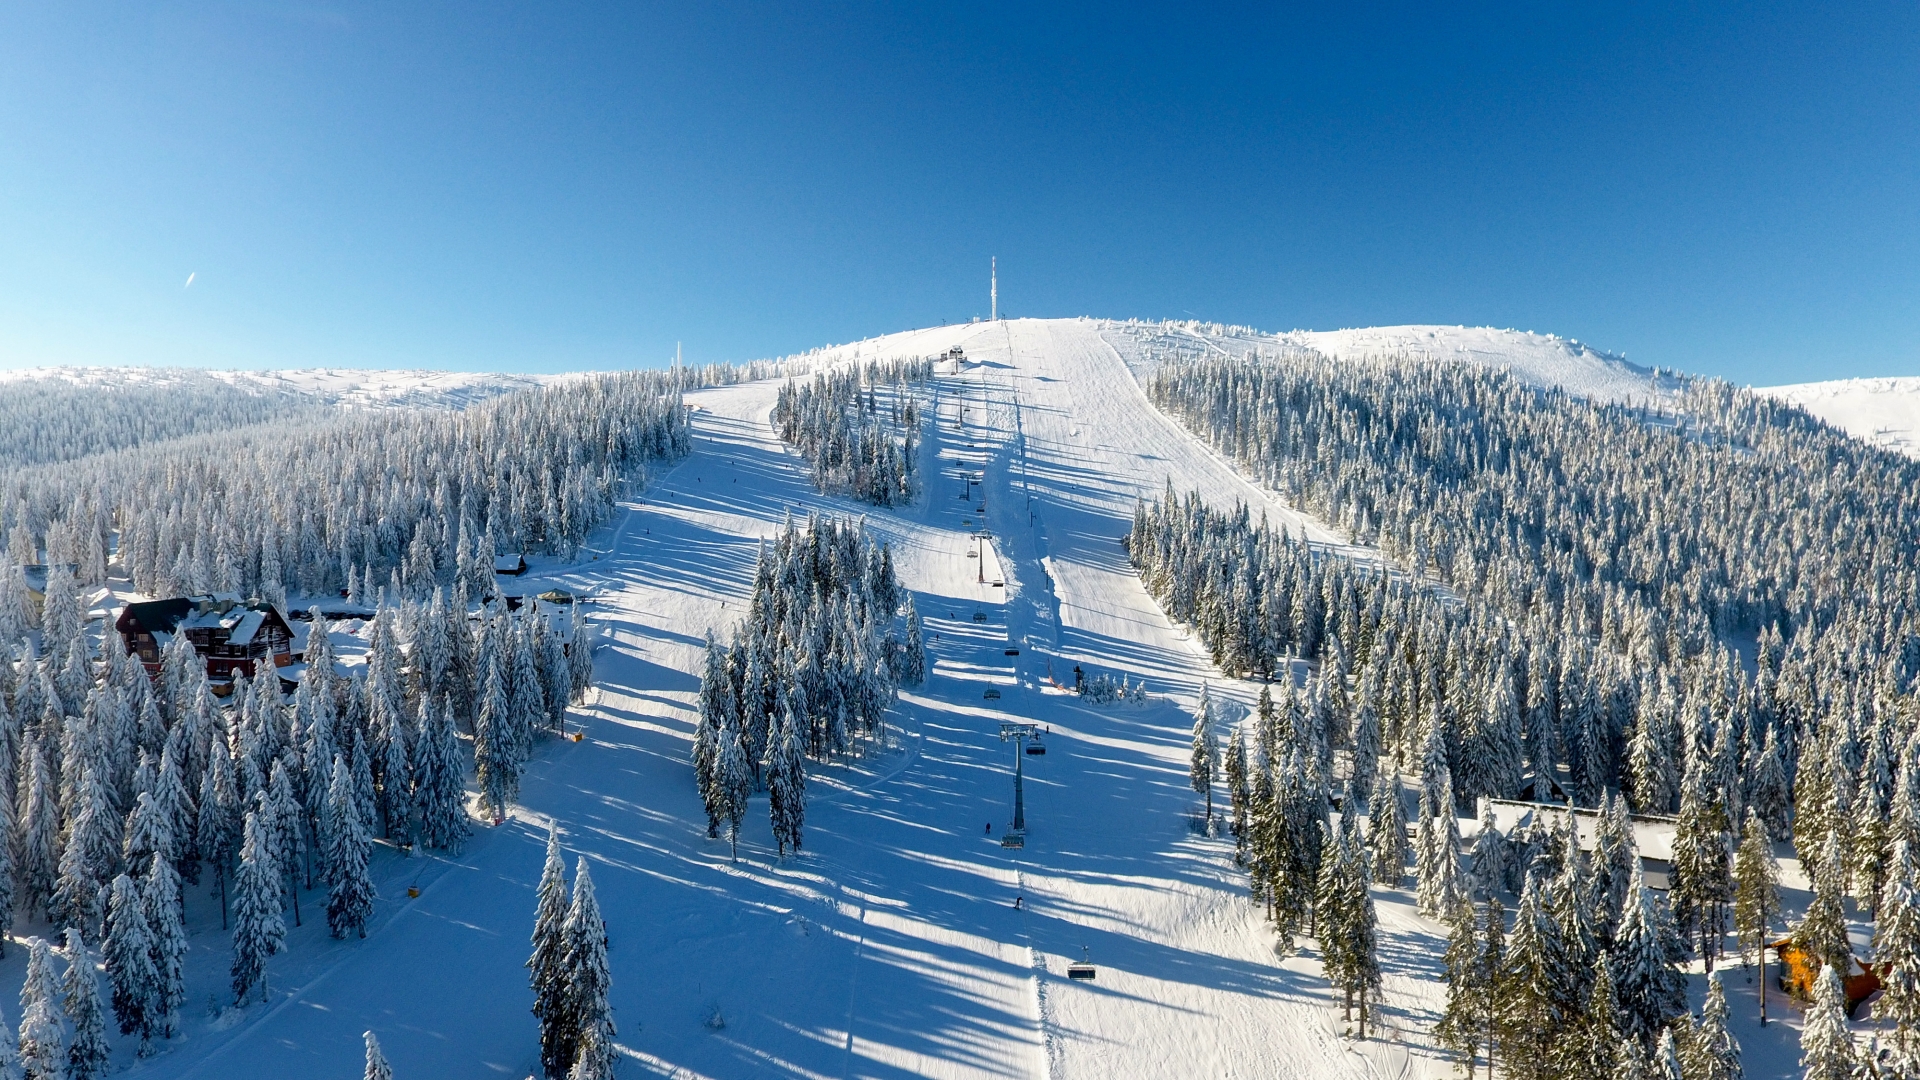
[
  {"x1": 115, "y1": 317, "x2": 1808, "y2": 1079},
  {"x1": 1757, "y1": 376, "x2": 1920, "y2": 458}
]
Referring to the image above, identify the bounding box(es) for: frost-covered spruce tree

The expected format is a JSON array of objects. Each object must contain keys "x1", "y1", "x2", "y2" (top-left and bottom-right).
[
  {"x1": 230, "y1": 808, "x2": 285, "y2": 1005},
  {"x1": 566, "y1": 611, "x2": 594, "y2": 705},
  {"x1": 52, "y1": 767, "x2": 116, "y2": 941},
  {"x1": 1190, "y1": 684, "x2": 1218, "y2": 827},
  {"x1": 1733, "y1": 807, "x2": 1780, "y2": 971},
  {"x1": 61, "y1": 928, "x2": 108, "y2": 1080},
  {"x1": 716, "y1": 716, "x2": 751, "y2": 862},
  {"x1": 1802, "y1": 963, "x2": 1855, "y2": 1080},
  {"x1": 0, "y1": 999, "x2": 21, "y2": 1080},
  {"x1": 141, "y1": 855, "x2": 186, "y2": 1039},
  {"x1": 364, "y1": 1030, "x2": 393, "y2": 1080},
  {"x1": 561, "y1": 859, "x2": 616, "y2": 1080},
  {"x1": 1500, "y1": 872, "x2": 1563, "y2": 1080},
  {"x1": 901, "y1": 596, "x2": 926, "y2": 687},
  {"x1": 17, "y1": 937, "x2": 63, "y2": 1080},
  {"x1": 325, "y1": 756, "x2": 375, "y2": 939},
  {"x1": 103, "y1": 874, "x2": 158, "y2": 1052},
  {"x1": 121, "y1": 790, "x2": 172, "y2": 884},
  {"x1": 1367, "y1": 770, "x2": 1407, "y2": 887},
  {"x1": 267, "y1": 762, "x2": 307, "y2": 926},
  {"x1": 197, "y1": 744, "x2": 241, "y2": 926},
  {"x1": 768, "y1": 711, "x2": 806, "y2": 858},
  {"x1": 475, "y1": 655, "x2": 516, "y2": 822},
  {"x1": 1613, "y1": 859, "x2": 1686, "y2": 1047},
  {"x1": 1797, "y1": 830, "x2": 1854, "y2": 980},
  {"x1": 1225, "y1": 727, "x2": 1250, "y2": 861},
  {"x1": 417, "y1": 697, "x2": 471, "y2": 853},
  {"x1": 1689, "y1": 973, "x2": 1741, "y2": 1080},
  {"x1": 1467, "y1": 798, "x2": 1504, "y2": 901},
  {"x1": 693, "y1": 633, "x2": 728, "y2": 838},
  {"x1": 529, "y1": 826, "x2": 574, "y2": 1079},
  {"x1": 1415, "y1": 769, "x2": 1457, "y2": 918}
]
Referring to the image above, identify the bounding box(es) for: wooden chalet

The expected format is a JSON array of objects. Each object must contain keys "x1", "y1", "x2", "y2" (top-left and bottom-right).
[
  {"x1": 1770, "y1": 936, "x2": 1884, "y2": 1017},
  {"x1": 494, "y1": 553, "x2": 528, "y2": 576},
  {"x1": 20, "y1": 563, "x2": 79, "y2": 616},
  {"x1": 116, "y1": 594, "x2": 296, "y2": 683}
]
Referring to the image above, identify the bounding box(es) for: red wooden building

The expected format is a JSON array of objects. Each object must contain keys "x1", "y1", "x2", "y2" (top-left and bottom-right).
[{"x1": 116, "y1": 594, "x2": 296, "y2": 683}]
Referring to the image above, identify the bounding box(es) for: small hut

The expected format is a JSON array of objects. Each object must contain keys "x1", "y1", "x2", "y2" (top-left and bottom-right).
[{"x1": 1769, "y1": 937, "x2": 1883, "y2": 1017}]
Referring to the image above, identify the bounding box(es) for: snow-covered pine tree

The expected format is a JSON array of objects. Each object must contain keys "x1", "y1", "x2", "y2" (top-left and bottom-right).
[
  {"x1": 716, "y1": 715, "x2": 750, "y2": 862},
  {"x1": 1651, "y1": 1028, "x2": 1683, "y2": 1080},
  {"x1": 1670, "y1": 753, "x2": 1733, "y2": 969},
  {"x1": 1436, "y1": 895, "x2": 1484, "y2": 1072},
  {"x1": 325, "y1": 755, "x2": 375, "y2": 939},
  {"x1": 197, "y1": 744, "x2": 241, "y2": 927},
  {"x1": 1500, "y1": 872, "x2": 1564, "y2": 1080},
  {"x1": 364, "y1": 1030, "x2": 393, "y2": 1080},
  {"x1": 60, "y1": 928, "x2": 108, "y2": 1080},
  {"x1": 1612, "y1": 859, "x2": 1687, "y2": 1047},
  {"x1": 1796, "y1": 830, "x2": 1854, "y2": 980},
  {"x1": 416, "y1": 697, "x2": 471, "y2": 853},
  {"x1": 1801, "y1": 962, "x2": 1855, "y2": 1080},
  {"x1": 768, "y1": 710, "x2": 806, "y2": 858},
  {"x1": 561, "y1": 859, "x2": 616, "y2": 1080},
  {"x1": 1225, "y1": 726, "x2": 1251, "y2": 862},
  {"x1": 1190, "y1": 684, "x2": 1218, "y2": 828},
  {"x1": 529, "y1": 825, "x2": 573, "y2": 1080},
  {"x1": 1467, "y1": 798, "x2": 1504, "y2": 901},
  {"x1": 51, "y1": 766, "x2": 116, "y2": 942},
  {"x1": 1688, "y1": 972, "x2": 1741, "y2": 1080},
  {"x1": 694, "y1": 633, "x2": 727, "y2": 839},
  {"x1": 141, "y1": 855, "x2": 186, "y2": 1039},
  {"x1": 901, "y1": 596, "x2": 926, "y2": 687},
  {"x1": 1368, "y1": 770, "x2": 1407, "y2": 887},
  {"x1": 102, "y1": 874, "x2": 158, "y2": 1052},
  {"x1": 0, "y1": 998, "x2": 22, "y2": 1080},
  {"x1": 230, "y1": 808, "x2": 285, "y2": 1005},
  {"x1": 1733, "y1": 806, "x2": 1781, "y2": 990},
  {"x1": 475, "y1": 653, "x2": 515, "y2": 822},
  {"x1": 1877, "y1": 838, "x2": 1920, "y2": 1058},
  {"x1": 17, "y1": 937, "x2": 63, "y2": 1080},
  {"x1": 267, "y1": 761, "x2": 307, "y2": 926}
]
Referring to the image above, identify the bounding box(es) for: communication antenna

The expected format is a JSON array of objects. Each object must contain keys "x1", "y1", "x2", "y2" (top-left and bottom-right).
[{"x1": 991, "y1": 257, "x2": 997, "y2": 322}]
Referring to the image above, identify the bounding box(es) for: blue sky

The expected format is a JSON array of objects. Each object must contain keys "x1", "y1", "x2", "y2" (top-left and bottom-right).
[{"x1": 1, "y1": 3, "x2": 1915, "y2": 383}]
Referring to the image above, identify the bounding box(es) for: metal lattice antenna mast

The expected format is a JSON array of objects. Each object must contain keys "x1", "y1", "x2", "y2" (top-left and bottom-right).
[{"x1": 991, "y1": 256, "x2": 997, "y2": 322}]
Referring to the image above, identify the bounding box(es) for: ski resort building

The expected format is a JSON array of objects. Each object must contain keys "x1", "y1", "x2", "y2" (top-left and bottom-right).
[
  {"x1": 19, "y1": 563, "x2": 79, "y2": 616},
  {"x1": 115, "y1": 594, "x2": 296, "y2": 684}
]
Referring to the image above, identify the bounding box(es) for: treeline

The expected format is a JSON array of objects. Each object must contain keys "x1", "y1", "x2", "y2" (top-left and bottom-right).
[
  {"x1": 693, "y1": 513, "x2": 915, "y2": 858},
  {"x1": 0, "y1": 371, "x2": 692, "y2": 608},
  {"x1": 771, "y1": 360, "x2": 931, "y2": 507},
  {"x1": 0, "y1": 372, "x2": 324, "y2": 469}
]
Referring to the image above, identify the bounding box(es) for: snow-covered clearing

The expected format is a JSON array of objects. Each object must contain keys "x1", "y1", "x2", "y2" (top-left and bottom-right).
[
  {"x1": 35, "y1": 317, "x2": 1813, "y2": 1078},
  {"x1": 1758, "y1": 376, "x2": 1920, "y2": 459}
]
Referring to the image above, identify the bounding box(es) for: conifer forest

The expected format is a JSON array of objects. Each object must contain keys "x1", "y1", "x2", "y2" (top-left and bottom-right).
[{"x1": 0, "y1": 318, "x2": 1913, "y2": 1079}]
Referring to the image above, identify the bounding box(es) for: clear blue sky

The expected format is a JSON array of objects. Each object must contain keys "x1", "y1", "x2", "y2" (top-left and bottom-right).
[{"x1": 2, "y1": 3, "x2": 1915, "y2": 383}]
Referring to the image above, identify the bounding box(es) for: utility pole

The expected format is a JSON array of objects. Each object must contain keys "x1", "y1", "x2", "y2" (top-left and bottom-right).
[{"x1": 991, "y1": 257, "x2": 997, "y2": 323}]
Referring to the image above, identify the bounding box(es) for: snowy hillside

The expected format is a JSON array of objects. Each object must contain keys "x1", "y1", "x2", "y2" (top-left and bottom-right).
[
  {"x1": 0, "y1": 365, "x2": 561, "y2": 411},
  {"x1": 16, "y1": 316, "x2": 1801, "y2": 1080},
  {"x1": 1100, "y1": 319, "x2": 1674, "y2": 404},
  {"x1": 1757, "y1": 376, "x2": 1920, "y2": 458}
]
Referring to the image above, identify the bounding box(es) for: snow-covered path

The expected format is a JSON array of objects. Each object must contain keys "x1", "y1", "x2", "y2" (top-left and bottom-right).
[{"x1": 127, "y1": 318, "x2": 1472, "y2": 1080}]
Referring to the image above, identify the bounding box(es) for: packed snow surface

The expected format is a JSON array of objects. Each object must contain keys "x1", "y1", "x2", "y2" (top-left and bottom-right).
[
  {"x1": 1757, "y1": 376, "x2": 1920, "y2": 458},
  {"x1": 27, "y1": 318, "x2": 1806, "y2": 1079}
]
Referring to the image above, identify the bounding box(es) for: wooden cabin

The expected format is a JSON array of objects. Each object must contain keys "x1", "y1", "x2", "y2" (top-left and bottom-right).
[
  {"x1": 1770, "y1": 937, "x2": 1883, "y2": 1017},
  {"x1": 494, "y1": 553, "x2": 528, "y2": 576},
  {"x1": 116, "y1": 594, "x2": 295, "y2": 683},
  {"x1": 19, "y1": 563, "x2": 80, "y2": 616}
]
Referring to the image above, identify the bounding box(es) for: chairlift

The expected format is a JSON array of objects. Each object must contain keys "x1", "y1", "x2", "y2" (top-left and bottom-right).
[
  {"x1": 1000, "y1": 831, "x2": 1025, "y2": 849},
  {"x1": 972, "y1": 612, "x2": 987, "y2": 622},
  {"x1": 1025, "y1": 736, "x2": 1046, "y2": 756},
  {"x1": 1067, "y1": 947, "x2": 1096, "y2": 981},
  {"x1": 1004, "y1": 647, "x2": 1020, "y2": 656},
  {"x1": 984, "y1": 688, "x2": 1002, "y2": 700}
]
